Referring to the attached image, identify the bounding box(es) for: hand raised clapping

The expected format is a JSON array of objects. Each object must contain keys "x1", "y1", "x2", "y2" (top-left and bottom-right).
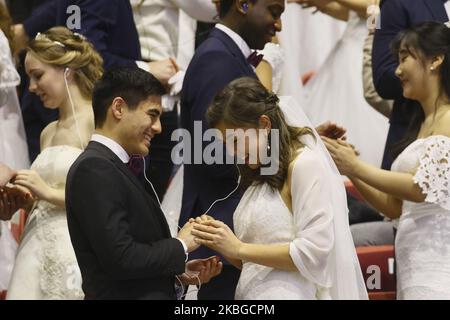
[{"x1": 322, "y1": 136, "x2": 360, "y2": 177}]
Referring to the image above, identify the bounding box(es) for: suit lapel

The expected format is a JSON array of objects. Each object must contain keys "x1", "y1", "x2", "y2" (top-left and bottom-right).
[
  {"x1": 209, "y1": 28, "x2": 257, "y2": 77},
  {"x1": 87, "y1": 142, "x2": 172, "y2": 237},
  {"x1": 423, "y1": 0, "x2": 449, "y2": 22}
]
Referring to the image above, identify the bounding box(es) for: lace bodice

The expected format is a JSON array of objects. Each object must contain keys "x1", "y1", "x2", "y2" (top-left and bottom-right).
[
  {"x1": 391, "y1": 135, "x2": 450, "y2": 213},
  {"x1": 391, "y1": 135, "x2": 450, "y2": 299}
]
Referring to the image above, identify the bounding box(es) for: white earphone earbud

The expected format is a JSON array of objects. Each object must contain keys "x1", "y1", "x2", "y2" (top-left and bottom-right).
[{"x1": 64, "y1": 67, "x2": 70, "y2": 76}]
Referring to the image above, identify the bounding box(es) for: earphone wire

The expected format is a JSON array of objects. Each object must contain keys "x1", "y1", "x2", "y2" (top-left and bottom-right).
[
  {"x1": 141, "y1": 157, "x2": 241, "y2": 231},
  {"x1": 64, "y1": 69, "x2": 86, "y2": 149}
]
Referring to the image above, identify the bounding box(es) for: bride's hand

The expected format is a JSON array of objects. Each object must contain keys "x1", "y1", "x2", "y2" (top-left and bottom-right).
[
  {"x1": 12, "y1": 170, "x2": 54, "y2": 202},
  {"x1": 192, "y1": 220, "x2": 242, "y2": 259},
  {"x1": 189, "y1": 214, "x2": 215, "y2": 224},
  {"x1": 322, "y1": 137, "x2": 360, "y2": 177}
]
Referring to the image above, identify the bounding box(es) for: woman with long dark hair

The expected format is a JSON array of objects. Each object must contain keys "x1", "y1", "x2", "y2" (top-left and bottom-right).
[{"x1": 323, "y1": 22, "x2": 450, "y2": 299}]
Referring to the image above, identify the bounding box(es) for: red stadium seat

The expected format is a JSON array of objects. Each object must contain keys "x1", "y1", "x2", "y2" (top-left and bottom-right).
[{"x1": 356, "y1": 245, "x2": 396, "y2": 300}]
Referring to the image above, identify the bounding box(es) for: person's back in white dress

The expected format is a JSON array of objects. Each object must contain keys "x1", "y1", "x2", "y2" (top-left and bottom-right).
[
  {"x1": 301, "y1": 12, "x2": 389, "y2": 167},
  {"x1": 391, "y1": 135, "x2": 450, "y2": 299}
]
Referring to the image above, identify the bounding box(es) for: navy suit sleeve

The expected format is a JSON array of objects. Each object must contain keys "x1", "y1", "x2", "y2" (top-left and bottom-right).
[
  {"x1": 68, "y1": 158, "x2": 186, "y2": 280},
  {"x1": 75, "y1": 0, "x2": 138, "y2": 68},
  {"x1": 23, "y1": 0, "x2": 57, "y2": 38},
  {"x1": 372, "y1": 0, "x2": 406, "y2": 100},
  {"x1": 187, "y1": 51, "x2": 246, "y2": 179}
]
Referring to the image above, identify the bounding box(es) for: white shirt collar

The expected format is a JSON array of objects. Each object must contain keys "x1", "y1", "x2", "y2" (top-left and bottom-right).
[
  {"x1": 215, "y1": 23, "x2": 252, "y2": 59},
  {"x1": 445, "y1": 1, "x2": 450, "y2": 20},
  {"x1": 91, "y1": 134, "x2": 130, "y2": 163}
]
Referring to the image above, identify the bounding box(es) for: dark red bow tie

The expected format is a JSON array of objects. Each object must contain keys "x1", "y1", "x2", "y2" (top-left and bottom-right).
[
  {"x1": 126, "y1": 156, "x2": 144, "y2": 176},
  {"x1": 247, "y1": 51, "x2": 264, "y2": 68}
]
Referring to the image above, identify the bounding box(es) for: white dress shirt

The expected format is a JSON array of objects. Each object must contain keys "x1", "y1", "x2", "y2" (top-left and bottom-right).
[
  {"x1": 445, "y1": 1, "x2": 450, "y2": 20},
  {"x1": 91, "y1": 134, "x2": 130, "y2": 163},
  {"x1": 215, "y1": 23, "x2": 252, "y2": 59}
]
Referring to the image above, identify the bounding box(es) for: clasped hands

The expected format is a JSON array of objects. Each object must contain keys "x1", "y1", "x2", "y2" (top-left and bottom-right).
[{"x1": 0, "y1": 163, "x2": 36, "y2": 221}]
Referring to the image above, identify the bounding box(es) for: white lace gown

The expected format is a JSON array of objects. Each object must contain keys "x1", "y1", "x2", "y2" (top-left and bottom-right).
[
  {"x1": 301, "y1": 12, "x2": 389, "y2": 168},
  {"x1": 7, "y1": 146, "x2": 84, "y2": 300},
  {"x1": 234, "y1": 147, "x2": 335, "y2": 300},
  {"x1": 391, "y1": 135, "x2": 450, "y2": 300}
]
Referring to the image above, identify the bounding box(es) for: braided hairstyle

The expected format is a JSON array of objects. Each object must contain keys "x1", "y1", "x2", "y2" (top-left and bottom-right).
[
  {"x1": 207, "y1": 77, "x2": 314, "y2": 190},
  {"x1": 27, "y1": 26, "x2": 103, "y2": 100}
]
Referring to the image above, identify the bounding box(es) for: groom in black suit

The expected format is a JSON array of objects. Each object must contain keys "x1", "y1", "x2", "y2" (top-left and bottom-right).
[{"x1": 66, "y1": 67, "x2": 221, "y2": 300}]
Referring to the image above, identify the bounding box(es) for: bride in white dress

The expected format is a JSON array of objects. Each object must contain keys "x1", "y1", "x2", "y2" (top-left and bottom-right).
[
  {"x1": 4, "y1": 27, "x2": 103, "y2": 299},
  {"x1": 191, "y1": 77, "x2": 367, "y2": 300},
  {"x1": 323, "y1": 22, "x2": 450, "y2": 299},
  {"x1": 291, "y1": 0, "x2": 389, "y2": 168}
]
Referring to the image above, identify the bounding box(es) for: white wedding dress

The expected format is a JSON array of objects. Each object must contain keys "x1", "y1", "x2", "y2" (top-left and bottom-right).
[
  {"x1": 7, "y1": 146, "x2": 84, "y2": 300},
  {"x1": 301, "y1": 12, "x2": 389, "y2": 168},
  {"x1": 391, "y1": 135, "x2": 450, "y2": 300},
  {"x1": 234, "y1": 147, "x2": 332, "y2": 300}
]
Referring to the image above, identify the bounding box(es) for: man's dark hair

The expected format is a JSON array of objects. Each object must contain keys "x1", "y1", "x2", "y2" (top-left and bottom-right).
[
  {"x1": 92, "y1": 67, "x2": 166, "y2": 127},
  {"x1": 219, "y1": 0, "x2": 257, "y2": 19}
]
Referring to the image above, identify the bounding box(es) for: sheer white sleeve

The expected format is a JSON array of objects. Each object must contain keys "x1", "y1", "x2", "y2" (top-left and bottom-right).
[
  {"x1": 259, "y1": 42, "x2": 285, "y2": 93},
  {"x1": 281, "y1": 96, "x2": 368, "y2": 300},
  {"x1": 413, "y1": 136, "x2": 450, "y2": 210},
  {"x1": 288, "y1": 148, "x2": 334, "y2": 296}
]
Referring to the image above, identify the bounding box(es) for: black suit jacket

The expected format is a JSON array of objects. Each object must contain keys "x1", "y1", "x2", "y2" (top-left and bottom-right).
[
  {"x1": 372, "y1": 0, "x2": 448, "y2": 169},
  {"x1": 66, "y1": 141, "x2": 185, "y2": 300}
]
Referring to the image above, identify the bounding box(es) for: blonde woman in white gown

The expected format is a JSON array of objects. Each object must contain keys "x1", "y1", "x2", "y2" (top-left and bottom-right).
[
  {"x1": 5, "y1": 27, "x2": 103, "y2": 299},
  {"x1": 324, "y1": 22, "x2": 450, "y2": 299},
  {"x1": 191, "y1": 77, "x2": 367, "y2": 300},
  {"x1": 290, "y1": 0, "x2": 389, "y2": 167}
]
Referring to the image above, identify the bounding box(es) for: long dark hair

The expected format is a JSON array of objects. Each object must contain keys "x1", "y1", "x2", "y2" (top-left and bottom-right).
[
  {"x1": 206, "y1": 77, "x2": 314, "y2": 190},
  {"x1": 390, "y1": 21, "x2": 450, "y2": 159}
]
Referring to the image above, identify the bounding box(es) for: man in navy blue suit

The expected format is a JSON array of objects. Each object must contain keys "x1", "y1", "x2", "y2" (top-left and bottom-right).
[
  {"x1": 372, "y1": 0, "x2": 449, "y2": 169},
  {"x1": 179, "y1": 0, "x2": 285, "y2": 300}
]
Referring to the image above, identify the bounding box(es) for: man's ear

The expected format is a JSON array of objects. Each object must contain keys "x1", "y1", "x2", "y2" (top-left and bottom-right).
[{"x1": 111, "y1": 97, "x2": 126, "y2": 120}]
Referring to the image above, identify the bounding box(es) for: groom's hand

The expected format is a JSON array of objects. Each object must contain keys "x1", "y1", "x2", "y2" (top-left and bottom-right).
[
  {"x1": 177, "y1": 221, "x2": 200, "y2": 253},
  {"x1": 179, "y1": 256, "x2": 223, "y2": 285}
]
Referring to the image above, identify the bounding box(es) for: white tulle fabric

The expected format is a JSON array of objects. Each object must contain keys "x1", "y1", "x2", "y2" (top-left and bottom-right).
[
  {"x1": 7, "y1": 146, "x2": 84, "y2": 300},
  {"x1": 300, "y1": 12, "x2": 389, "y2": 168},
  {"x1": 391, "y1": 135, "x2": 450, "y2": 299},
  {"x1": 0, "y1": 30, "x2": 29, "y2": 170}
]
